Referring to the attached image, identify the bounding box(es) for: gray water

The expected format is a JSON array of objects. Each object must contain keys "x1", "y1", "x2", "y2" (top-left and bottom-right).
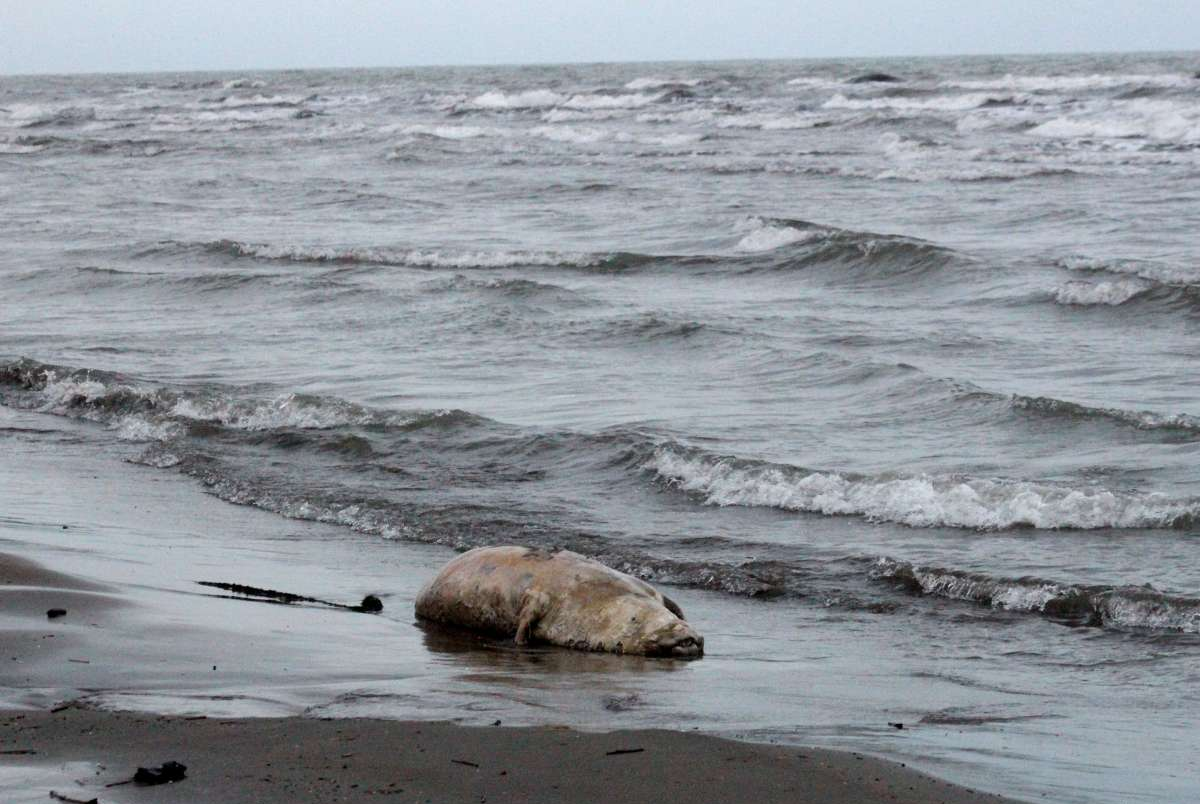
[{"x1": 3, "y1": 52, "x2": 1200, "y2": 802}]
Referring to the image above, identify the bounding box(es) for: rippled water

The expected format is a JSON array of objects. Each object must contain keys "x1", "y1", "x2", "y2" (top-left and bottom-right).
[{"x1": 3, "y1": 52, "x2": 1200, "y2": 802}]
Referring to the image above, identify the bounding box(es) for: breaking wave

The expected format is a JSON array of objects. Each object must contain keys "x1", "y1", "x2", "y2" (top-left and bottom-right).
[
  {"x1": 873, "y1": 558, "x2": 1200, "y2": 633},
  {"x1": 151, "y1": 239, "x2": 611, "y2": 270},
  {"x1": 644, "y1": 443, "x2": 1198, "y2": 530},
  {"x1": 1053, "y1": 278, "x2": 1152, "y2": 306},
  {"x1": 730, "y1": 217, "x2": 964, "y2": 278},
  {"x1": 946, "y1": 73, "x2": 1195, "y2": 93},
  {"x1": 1008, "y1": 395, "x2": 1200, "y2": 435},
  {"x1": 0, "y1": 358, "x2": 471, "y2": 436},
  {"x1": 1030, "y1": 99, "x2": 1200, "y2": 143}
]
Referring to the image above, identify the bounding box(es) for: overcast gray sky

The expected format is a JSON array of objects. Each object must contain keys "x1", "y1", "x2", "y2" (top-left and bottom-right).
[{"x1": 1, "y1": 1, "x2": 1197, "y2": 75}]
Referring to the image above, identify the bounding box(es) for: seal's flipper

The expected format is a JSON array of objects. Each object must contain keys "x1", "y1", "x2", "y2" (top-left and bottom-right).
[
  {"x1": 514, "y1": 590, "x2": 548, "y2": 645},
  {"x1": 662, "y1": 595, "x2": 685, "y2": 620},
  {"x1": 515, "y1": 611, "x2": 537, "y2": 645}
]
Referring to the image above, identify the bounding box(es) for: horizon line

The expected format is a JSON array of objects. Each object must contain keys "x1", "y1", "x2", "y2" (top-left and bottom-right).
[{"x1": 3, "y1": 46, "x2": 1196, "y2": 80}]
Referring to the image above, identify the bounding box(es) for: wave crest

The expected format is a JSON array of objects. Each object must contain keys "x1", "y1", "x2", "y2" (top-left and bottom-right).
[
  {"x1": 645, "y1": 443, "x2": 1197, "y2": 530},
  {"x1": 873, "y1": 559, "x2": 1200, "y2": 633}
]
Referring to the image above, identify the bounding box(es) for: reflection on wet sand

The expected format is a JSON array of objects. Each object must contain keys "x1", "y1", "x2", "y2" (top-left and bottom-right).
[{"x1": 418, "y1": 621, "x2": 691, "y2": 675}]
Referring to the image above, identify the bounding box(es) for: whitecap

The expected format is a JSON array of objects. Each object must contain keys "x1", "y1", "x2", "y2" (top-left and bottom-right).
[
  {"x1": 1053, "y1": 278, "x2": 1150, "y2": 306},
  {"x1": 469, "y1": 89, "x2": 565, "y2": 109},
  {"x1": 646, "y1": 444, "x2": 1197, "y2": 529}
]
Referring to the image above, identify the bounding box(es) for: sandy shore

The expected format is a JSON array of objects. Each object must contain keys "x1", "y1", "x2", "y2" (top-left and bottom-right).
[
  {"x1": 1, "y1": 550, "x2": 1023, "y2": 804},
  {"x1": 2, "y1": 706, "x2": 1018, "y2": 804},
  {"x1": 0, "y1": 408, "x2": 1043, "y2": 802}
]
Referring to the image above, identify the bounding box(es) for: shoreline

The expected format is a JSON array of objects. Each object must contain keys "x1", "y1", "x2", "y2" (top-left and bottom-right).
[
  {"x1": 0, "y1": 407, "x2": 1045, "y2": 801},
  {"x1": 2, "y1": 707, "x2": 1019, "y2": 804},
  {"x1": 1, "y1": 550, "x2": 1023, "y2": 804}
]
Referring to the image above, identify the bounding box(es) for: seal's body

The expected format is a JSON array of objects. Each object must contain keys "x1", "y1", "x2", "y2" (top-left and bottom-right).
[{"x1": 415, "y1": 546, "x2": 703, "y2": 657}]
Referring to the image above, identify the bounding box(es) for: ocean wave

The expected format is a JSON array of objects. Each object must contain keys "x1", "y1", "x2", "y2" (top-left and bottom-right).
[
  {"x1": 715, "y1": 112, "x2": 831, "y2": 130},
  {"x1": 222, "y1": 78, "x2": 268, "y2": 90},
  {"x1": 873, "y1": 558, "x2": 1200, "y2": 633},
  {"x1": 1056, "y1": 255, "x2": 1199, "y2": 286},
  {"x1": 644, "y1": 443, "x2": 1197, "y2": 530},
  {"x1": 1052, "y1": 278, "x2": 1152, "y2": 306},
  {"x1": 424, "y1": 275, "x2": 590, "y2": 304},
  {"x1": 730, "y1": 216, "x2": 962, "y2": 277},
  {"x1": 152, "y1": 239, "x2": 608, "y2": 270},
  {"x1": 529, "y1": 124, "x2": 607, "y2": 144},
  {"x1": 624, "y1": 77, "x2": 703, "y2": 90},
  {"x1": 877, "y1": 164, "x2": 1080, "y2": 183},
  {"x1": 1030, "y1": 99, "x2": 1200, "y2": 143},
  {"x1": 468, "y1": 89, "x2": 565, "y2": 109},
  {"x1": 946, "y1": 73, "x2": 1194, "y2": 93},
  {"x1": 206, "y1": 93, "x2": 308, "y2": 109},
  {"x1": 0, "y1": 358, "x2": 476, "y2": 438},
  {"x1": 734, "y1": 220, "x2": 825, "y2": 252},
  {"x1": 392, "y1": 123, "x2": 509, "y2": 140},
  {"x1": 1009, "y1": 395, "x2": 1200, "y2": 435},
  {"x1": 9, "y1": 105, "x2": 97, "y2": 128},
  {"x1": 562, "y1": 92, "x2": 661, "y2": 110},
  {"x1": 823, "y1": 92, "x2": 1023, "y2": 113}
]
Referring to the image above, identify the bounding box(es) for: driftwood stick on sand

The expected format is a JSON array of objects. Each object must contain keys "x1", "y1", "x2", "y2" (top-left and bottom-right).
[
  {"x1": 196, "y1": 582, "x2": 382, "y2": 613},
  {"x1": 49, "y1": 792, "x2": 98, "y2": 804}
]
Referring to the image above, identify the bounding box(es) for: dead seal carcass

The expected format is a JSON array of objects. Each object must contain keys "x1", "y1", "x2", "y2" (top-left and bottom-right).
[{"x1": 415, "y1": 546, "x2": 704, "y2": 657}]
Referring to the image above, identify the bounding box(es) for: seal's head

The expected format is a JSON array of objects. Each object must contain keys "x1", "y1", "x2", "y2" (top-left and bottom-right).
[
  {"x1": 608, "y1": 598, "x2": 704, "y2": 658},
  {"x1": 640, "y1": 616, "x2": 704, "y2": 658}
]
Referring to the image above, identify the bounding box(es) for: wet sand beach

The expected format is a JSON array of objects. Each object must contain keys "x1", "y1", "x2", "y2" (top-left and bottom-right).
[
  {"x1": 1, "y1": 549, "x2": 1015, "y2": 804},
  {"x1": 1, "y1": 707, "x2": 1018, "y2": 804},
  {"x1": 0, "y1": 407, "x2": 1028, "y2": 803}
]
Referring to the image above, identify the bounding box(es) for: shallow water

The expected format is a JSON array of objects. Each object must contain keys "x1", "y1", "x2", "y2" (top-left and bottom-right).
[{"x1": 3, "y1": 53, "x2": 1200, "y2": 801}]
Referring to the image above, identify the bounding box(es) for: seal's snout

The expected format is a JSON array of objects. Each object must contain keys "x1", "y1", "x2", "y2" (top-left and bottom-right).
[
  {"x1": 648, "y1": 624, "x2": 704, "y2": 658},
  {"x1": 669, "y1": 635, "x2": 704, "y2": 658}
]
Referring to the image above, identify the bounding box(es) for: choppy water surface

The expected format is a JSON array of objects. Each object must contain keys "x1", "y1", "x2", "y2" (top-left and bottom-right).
[{"x1": 3, "y1": 52, "x2": 1200, "y2": 801}]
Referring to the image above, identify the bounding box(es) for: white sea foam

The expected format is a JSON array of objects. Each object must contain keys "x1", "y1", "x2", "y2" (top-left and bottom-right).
[
  {"x1": 646, "y1": 445, "x2": 1197, "y2": 529},
  {"x1": 168, "y1": 393, "x2": 390, "y2": 431},
  {"x1": 716, "y1": 112, "x2": 828, "y2": 130},
  {"x1": 1, "y1": 104, "x2": 97, "y2": 128},
  {"x1": 0, "y1": 140, "x2": 48, "y2": 154},
  {"x1": 529, "y1": 125, "x2": 606, "y2": 144},
  {"x1": 469, "y1": 89, "x2": 565, "y2": 109},
  {"x1": 824, "y1": 92, "x2": 1023, "y2": 112},
  {"x1": 614, "y1": 131, "x2": 705, "y2": 147},
  {"x1": 394, "y1": 124, "x2": 508, "y2": 140},
  {"x1": 734, "y1": 223, "x2": 820, "y2": 252},
  {"x1": 947, "y1": 73, "x2": 1193, "y2": 92},
  {"x1": 540, "y1": 108, "x2": 623, "y2": 123},
  {"x1": 113, "y1": 415, "x2": 182, "y2": 442},
  {"x1": 1030, "y1": 99, "x2": 1200, "y2": 143},
  {"x1": 1053, "y1": 278, "x2": 1150, "y2": 306},
  {"x1": 1058, "y1": 255, "x2": 1198, "y2": 286},
  {"x1": 222, "y1": 241, "x2": 602, "y2": 269},
  {"x1": 562, "y1": 92, "x2": 660, "y2": 110},
  {"x1": 785, "y1": 77, "x2": 848, "y2": 89},
  {"x1": 636, "y1": 108, "x2": 715, "y2": 125},
  {"x1": 222, "y1": 78, "x2": 267, "y2": 89},
  {"x1": 213, "y1": 94, "x2": 305, "y2": 108},
  {"x1": 624, "y1": 77, "x2": 701, "y2": 90}
]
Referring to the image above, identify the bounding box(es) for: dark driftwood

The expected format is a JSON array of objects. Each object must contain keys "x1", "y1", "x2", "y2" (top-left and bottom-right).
[
  {"x1": 49, "y1": 792, "x2": 98, "y2": 804},
  {"x1": 196, "y1": 582, "x2": 382, "y2": 613}
]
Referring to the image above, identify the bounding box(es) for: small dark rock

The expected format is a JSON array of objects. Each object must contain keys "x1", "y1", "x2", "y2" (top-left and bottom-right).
[
  {"x1": 134, "y1": 760, "x2": 187, "y2": 785},
  {"x1": 888, "y1": 722, "x2": 905, "y2": 730},
  {"x1": 848, "y1": 72, "x2": 902, "y2": 84},
  {"x1": 358, "y1": 595, "x2": 383, "y2": 613},
  {"x1": 47, "y1": 608, "x2": 67, "y2": 619}
]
